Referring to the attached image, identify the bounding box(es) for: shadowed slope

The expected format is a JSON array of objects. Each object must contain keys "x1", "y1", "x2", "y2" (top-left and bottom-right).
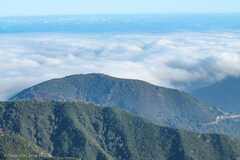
[{"x1": 192, "y1": 76, "x2": 240, "y2": 113}]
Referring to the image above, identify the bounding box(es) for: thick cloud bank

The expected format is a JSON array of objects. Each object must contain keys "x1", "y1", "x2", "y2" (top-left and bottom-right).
[{"x1": 1, "y1": 32, "x2": 240, "y2": 100}]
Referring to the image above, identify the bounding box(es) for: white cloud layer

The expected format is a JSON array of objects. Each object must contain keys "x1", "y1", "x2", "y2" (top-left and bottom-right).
[{"x1": 1, "y1": 32, "x2": 240, "y2": 100}]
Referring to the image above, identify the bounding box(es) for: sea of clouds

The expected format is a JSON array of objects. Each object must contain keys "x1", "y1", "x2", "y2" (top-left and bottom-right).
[{"x1": 1, "y1": 32, "x2": 240, "y2": 100}]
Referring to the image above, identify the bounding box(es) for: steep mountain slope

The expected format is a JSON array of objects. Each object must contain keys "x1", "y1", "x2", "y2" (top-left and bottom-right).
[
  {"x1": 10, "y1": 73, "x2": 222, "y2": 131},
  {"x1": 192, "y1": 76, "x2": 240, "y2": 113},
  {"x1": 0, "y1": 134, "x2": 52, "y2": 160},
  {"x1": 0, "y1": 101, "x2": 240, "y2": 160}
]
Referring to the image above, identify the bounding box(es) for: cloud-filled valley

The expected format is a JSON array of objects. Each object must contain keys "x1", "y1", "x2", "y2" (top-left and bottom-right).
[{"x1": 1, "y1": 32, "x2": 240, "y2": 100}]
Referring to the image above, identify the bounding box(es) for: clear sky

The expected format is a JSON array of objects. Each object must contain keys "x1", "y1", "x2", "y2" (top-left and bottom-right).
[{"x1": 1, "y1": 0, "x2": 240, "y2": 17}]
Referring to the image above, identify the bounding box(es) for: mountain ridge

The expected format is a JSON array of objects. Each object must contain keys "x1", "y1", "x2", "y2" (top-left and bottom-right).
[
  {"x1": 192, "y1": 76, "x2": 240, "y2": 113},
  {"x1": 10, "y1": 73, "x2": 223, "y2": 132}
]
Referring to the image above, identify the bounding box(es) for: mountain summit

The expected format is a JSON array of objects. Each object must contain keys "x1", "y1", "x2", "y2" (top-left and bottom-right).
[{"x1": 11, "y1": 73, "x2": 222, "y2": 131}]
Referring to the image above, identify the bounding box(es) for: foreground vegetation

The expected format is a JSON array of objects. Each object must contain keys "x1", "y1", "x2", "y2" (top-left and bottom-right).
[{"x1": 0, "y1": 101, "x2": 239, "y2": 160}]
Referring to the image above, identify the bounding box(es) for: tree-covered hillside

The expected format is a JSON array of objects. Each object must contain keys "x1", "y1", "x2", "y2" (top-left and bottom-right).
[{"x1": 0, "y1": 101, "x2": 239, "y2": 160}]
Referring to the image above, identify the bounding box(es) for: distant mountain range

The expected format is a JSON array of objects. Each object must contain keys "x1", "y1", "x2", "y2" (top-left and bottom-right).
[
  {"x1": 10, "y1": 73, "x2": 222, "y2": 132},
  {"x1": 1, "y1": 14, "x2": 240, "y2": 33},
  {"x1": 1, "y1": 101, "x2": 240, "y2": 160},
  {"x1": 192, "y1": 76, "x2": 240, "y2": 113}
]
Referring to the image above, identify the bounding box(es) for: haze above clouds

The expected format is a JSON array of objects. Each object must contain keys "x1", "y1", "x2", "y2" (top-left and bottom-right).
[
  {"x1": 1, "y1": 0, "x2": 240, "y2": 17},
  {"x1": 1, "y1": 32, "x2": 240, "y2": 100}
]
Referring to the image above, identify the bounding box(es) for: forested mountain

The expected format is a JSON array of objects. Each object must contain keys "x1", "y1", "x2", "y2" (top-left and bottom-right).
[
  {"x1": 0, "y1": 101, "x2": 240, "y2": 160},
  {"x1": 10, "y1": 73, "x2": 222, "y2": 132}
]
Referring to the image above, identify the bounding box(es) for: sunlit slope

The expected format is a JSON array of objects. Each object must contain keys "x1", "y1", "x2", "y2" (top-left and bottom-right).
[{"x1": 0, "y1": 101, "x2": 240, "y2": 160}]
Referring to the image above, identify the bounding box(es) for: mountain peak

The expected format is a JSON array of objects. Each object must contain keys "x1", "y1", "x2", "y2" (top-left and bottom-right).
[
  {"x1": 65, "y1": 73, "x2": 111, "y2": 79},
  {"x1": 10, "y1": 73, "x2": 221, "y2": 132}
]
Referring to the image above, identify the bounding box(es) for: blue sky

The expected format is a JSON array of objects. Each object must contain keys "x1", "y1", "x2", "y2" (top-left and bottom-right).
[{"x1": 1, "y1": 0, "x2": 240, "y2": 17}]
